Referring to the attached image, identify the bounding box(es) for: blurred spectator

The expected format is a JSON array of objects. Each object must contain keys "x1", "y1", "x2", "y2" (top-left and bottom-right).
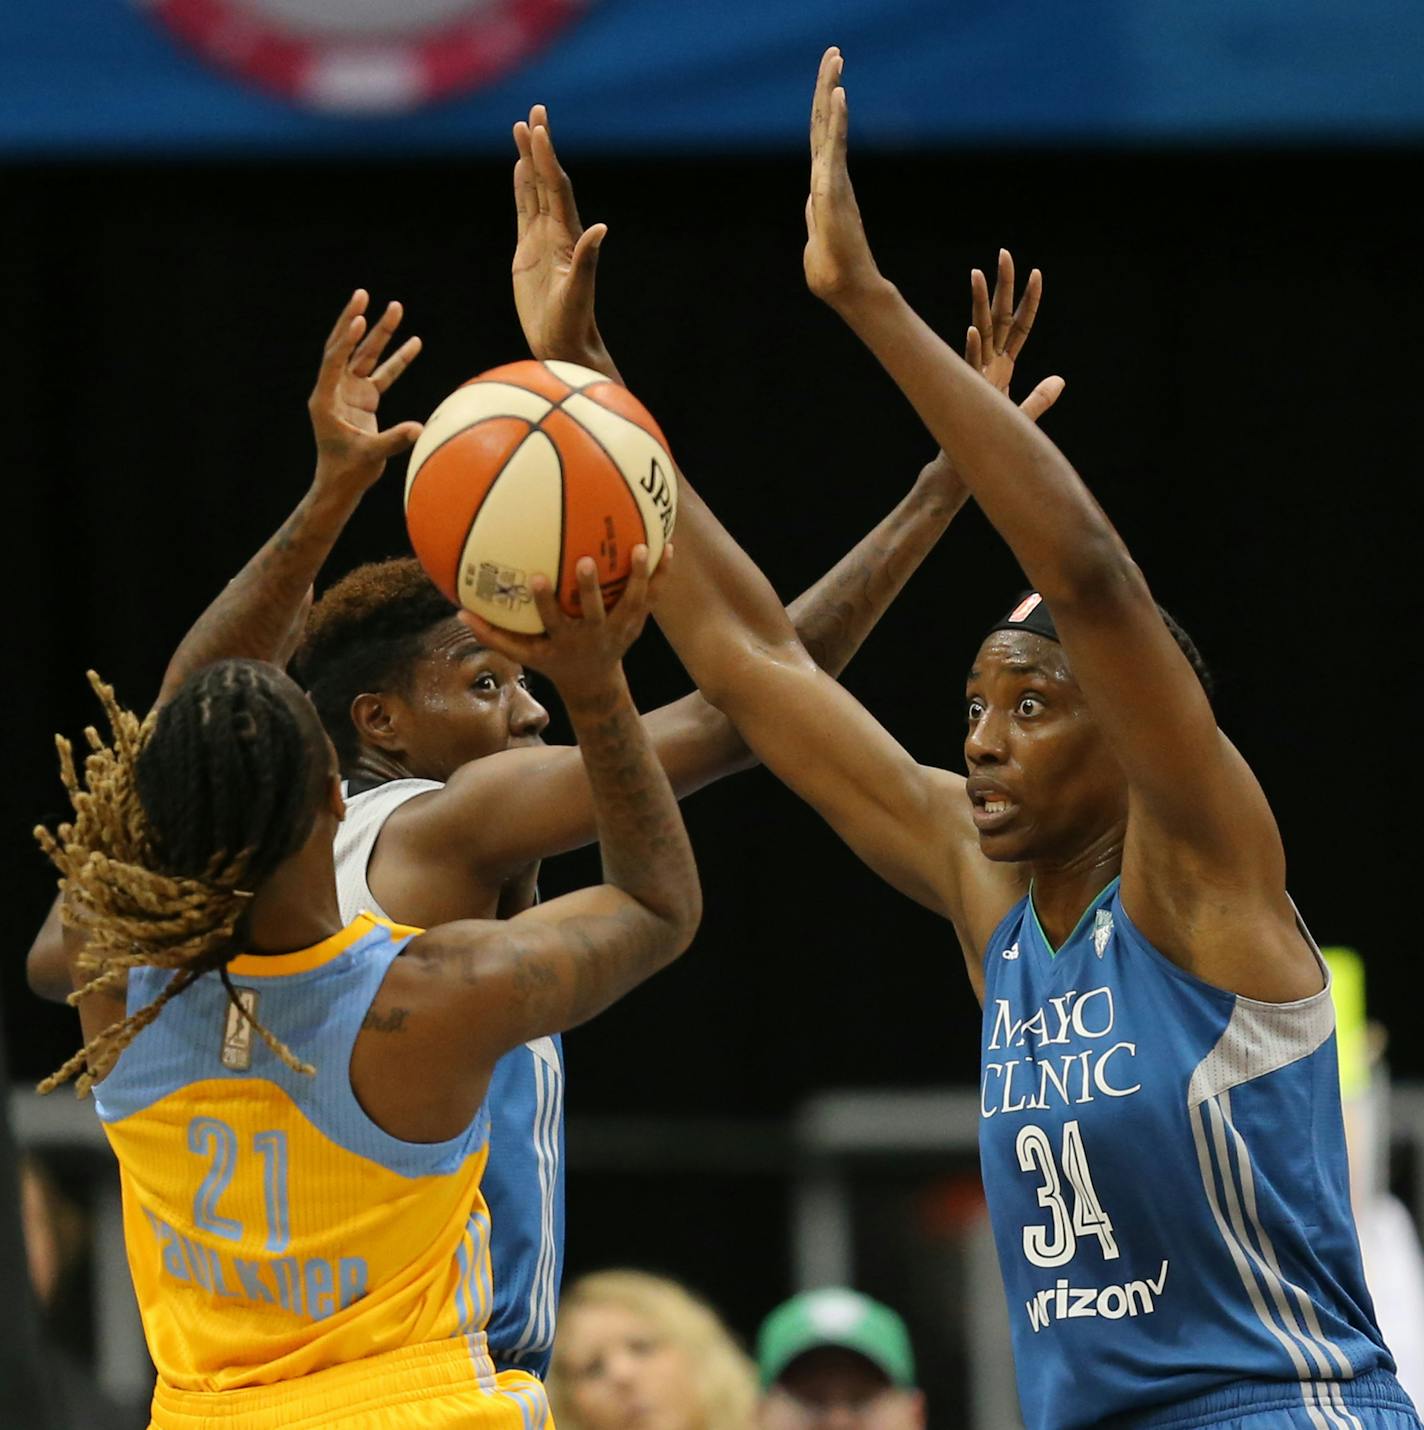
[
  {"x1": 548, "y1": 1269, "x2": 758, "y2": 1429},
  {"x1": 756, "y1": 1289, "x2": 925, "y2": 1429}
]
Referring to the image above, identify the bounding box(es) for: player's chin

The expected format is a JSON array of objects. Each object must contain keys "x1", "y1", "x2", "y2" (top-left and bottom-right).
[{"x1": 975, "y1": 823, "x2": 1032, "y2": 862}]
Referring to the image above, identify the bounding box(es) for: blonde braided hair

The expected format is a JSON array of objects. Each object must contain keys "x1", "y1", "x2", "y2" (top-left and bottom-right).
[{"x1": 35, "y1": 666, "x2": 321, "y2": 1096}]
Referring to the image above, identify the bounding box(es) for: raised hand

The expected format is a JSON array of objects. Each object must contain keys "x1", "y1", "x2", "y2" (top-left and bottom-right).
[
  {"x1": 309, "y1": 289, "x2": 423, "y2": 496},
  {"x1": 966, "y1": 250, "x2": 1062, "y2": 419},
  {"x1": 804, "y1": 47, "x2": 882, "y2": 308},
  {"x1": 460, "y1": 545, "x2": 671, "y2": 700},
  {"x1": 512, "y1": 106, "x2": 616, "y2": 376},
  {"x1": 918, "y1": 257, "x2": 1065, "y2": 499}
]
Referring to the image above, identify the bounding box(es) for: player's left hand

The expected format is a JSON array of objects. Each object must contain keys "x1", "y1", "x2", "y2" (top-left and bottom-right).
[
  {"x1": 966, "y1": 250, "x2": 1062, "y2": 414},
  {"x1": 512, "y1": 108, "x2": 619, "y2": 379},
  {"x1": 804, "y1": 48, "x2": 883, "y2": 309},
  {"x1": 918, "y1": 256, "x2": 1065, "y2": 502},
  {"x1": 309, "y1": 289, "x2": 423, "y2": 498}
]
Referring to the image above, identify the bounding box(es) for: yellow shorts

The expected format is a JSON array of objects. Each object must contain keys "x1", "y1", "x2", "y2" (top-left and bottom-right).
[{"x1": 148, "y1": 1336, "x2": 553, "y2": 1430}]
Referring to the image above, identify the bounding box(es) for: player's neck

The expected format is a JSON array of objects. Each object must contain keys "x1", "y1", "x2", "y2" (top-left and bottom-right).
[
  {"x1": 242, "y1": 819, "x2": 346, "y2": 955},
  {"x1": 349, "y1": 747, "x2": 414, "y2": 787},
  {"x1": 1028, "y1": 832, "x2": 1123, "y2": 949}
]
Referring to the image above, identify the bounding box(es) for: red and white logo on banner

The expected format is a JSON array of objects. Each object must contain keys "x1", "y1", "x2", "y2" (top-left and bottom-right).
[{"x1": 142, "y1": 0, "x2": 587, "y2": 113}]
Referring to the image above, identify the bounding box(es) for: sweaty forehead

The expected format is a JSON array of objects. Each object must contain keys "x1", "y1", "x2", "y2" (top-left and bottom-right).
[
  {"x1": 968, "y1": 630, "x2": 1072, "y2": 684},
  {"x1": 419, "y1": 615, "x2": 475, "y2": 656},
  {"x1": 418, "y1": 617, "x2": 525, "y2": 675}
]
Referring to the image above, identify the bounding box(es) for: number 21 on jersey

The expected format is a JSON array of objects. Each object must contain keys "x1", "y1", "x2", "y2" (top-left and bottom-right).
[{"x1": 189, "y1": 1117, "x2": 291, "y2": 1252}]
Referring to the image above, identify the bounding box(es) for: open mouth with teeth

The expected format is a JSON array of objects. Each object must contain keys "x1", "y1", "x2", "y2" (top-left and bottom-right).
[{"x1": 969, "y1": 787, "x2": 1019, "y2": 830}]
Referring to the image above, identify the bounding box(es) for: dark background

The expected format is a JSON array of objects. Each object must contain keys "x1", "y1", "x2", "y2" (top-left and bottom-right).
[{"x1": 3, "y1": 146, "x2": 1421, "y2": 1353}]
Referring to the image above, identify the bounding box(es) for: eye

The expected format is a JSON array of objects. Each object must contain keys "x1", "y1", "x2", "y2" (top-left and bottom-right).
[
  {"x1": 966, "y1": 698, "x2": 985, "y2": 722},
  {"x1": 472, "y1": 673, "x2": 498, "y2": 693},
  {"x1": 1016, "y1": 695, "x2": 1042, "y2": 717},
  {"x1": 517, "y1": 675, "x2": 532, "y2": 693}
]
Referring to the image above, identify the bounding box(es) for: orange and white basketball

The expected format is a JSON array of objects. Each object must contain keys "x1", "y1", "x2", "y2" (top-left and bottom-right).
[{"x1": 404, "y1": 359, "x2": 677, "y2": 633}]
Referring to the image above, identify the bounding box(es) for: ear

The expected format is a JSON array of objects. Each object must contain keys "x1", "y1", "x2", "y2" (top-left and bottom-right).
[
  {"x1": 350, "y1": 691, "x2": 406, "y2": 755},
  {"x1": 325, "y1": 772, "x2": 346, "y2": 823}
]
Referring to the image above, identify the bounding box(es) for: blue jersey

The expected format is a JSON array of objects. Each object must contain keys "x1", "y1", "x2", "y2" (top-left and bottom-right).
[
  {"x1": 979, "y1": 878, "x2": 1403, "y2": 1430},
  {"x1": 334, "y1": 779, "x2": 565, "y2": 1380}
]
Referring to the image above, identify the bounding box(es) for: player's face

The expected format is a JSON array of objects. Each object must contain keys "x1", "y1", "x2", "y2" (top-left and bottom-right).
[
  {"x1": 760, "y1": 1349, "x2": 925, "y2": 1430},
  {"x1": 394, "y1": 618, "x2": 549, "y2": 781},
  {"x1": 557, "y1": 1302, "x2": 704, "y2": 1430},
  {"x1": 963, "y1": 631, "x2": 1127, "y2": 864}
]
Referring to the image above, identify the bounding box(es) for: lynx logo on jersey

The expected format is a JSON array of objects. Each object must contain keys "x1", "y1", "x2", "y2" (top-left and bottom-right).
[
  {"x1": 220, "y1": 988, "x2": 260, "y2": 1071},
  {"x1": 1093, "y1": 910, "x2": 1113, "y2": 958}
]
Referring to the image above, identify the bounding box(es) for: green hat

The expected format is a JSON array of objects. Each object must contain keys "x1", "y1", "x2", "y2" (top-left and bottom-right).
[{"x1": 757, "y1": 1288, "x2": 916, "y2": 1389}]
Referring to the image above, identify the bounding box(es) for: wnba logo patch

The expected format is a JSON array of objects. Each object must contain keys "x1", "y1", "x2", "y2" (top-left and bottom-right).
[
  {"x1": 141, "y1": 0, "x2": 588, "y2": 113},
  {"x1": 220, "y1": 988, "x2": 260, "y2": 1071}
]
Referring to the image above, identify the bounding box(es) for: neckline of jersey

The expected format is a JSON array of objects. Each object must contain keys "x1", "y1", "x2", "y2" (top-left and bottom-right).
[
  {"x1": 1026, "y1": 876, "x2": 1122, "y2": 958},
  {"x1": 226, "y1": 911, "x2": 384, "y2": 978}
]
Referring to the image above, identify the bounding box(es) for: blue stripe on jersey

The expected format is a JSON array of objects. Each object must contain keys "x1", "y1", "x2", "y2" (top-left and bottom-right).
[
  {"x1": 482, "y1": 1036, "x2": 565, "y2": 1379},
  {"x1": 978, "y1": 880, "x2": 1402, "y2": 1430},
  {"x1": 333, "y1": 781, "x2": 567, "y2": 1379},
  {"x1": 95, "y1": 922, "x2": 489, "y2": 1179}
]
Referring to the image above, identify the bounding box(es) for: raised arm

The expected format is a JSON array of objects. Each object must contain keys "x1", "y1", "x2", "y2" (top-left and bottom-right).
[
  {"x1": 363, "y1": 115, "x2": 1017, "y2": 897},
  {"x1": 27, "y1": 294, "x2": 422, "y2": 1004},
  {"x1": 804, "y1": 49, "x2": 1316, "y2": 1000},
  {"x1": 156, "y1": 291, "x2": 422, "y2": 708},
  {"x1": 351, "y1": 554, "x2": 702, "y2": 1141},
  {"x1": 507, "y1": 104, "x2": 1070, "y2": 683}
]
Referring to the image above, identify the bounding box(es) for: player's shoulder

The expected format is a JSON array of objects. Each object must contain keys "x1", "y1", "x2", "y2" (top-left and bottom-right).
[{"x1": 920, "y1": 763, "x2": 1028, "y2": 937}]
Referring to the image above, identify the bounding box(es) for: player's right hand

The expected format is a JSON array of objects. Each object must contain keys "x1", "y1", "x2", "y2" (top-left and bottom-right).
[
  {"x1": 309, "y1": 289, "x2": 423, "y2": 497},
  {"x1": 460, "y1": 544, "x2": 672, "y2": 700},
  {"x1": 511, "y1": 107, "x2": 615, "y2": 376},
  {"x1": 804, "y1": 48, "x2": 882, "y2": 309}
]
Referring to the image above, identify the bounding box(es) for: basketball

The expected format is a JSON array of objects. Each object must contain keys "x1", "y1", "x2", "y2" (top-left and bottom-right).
[{"x1": 404, "y1": 359, "x2": 677, "y2": 633}]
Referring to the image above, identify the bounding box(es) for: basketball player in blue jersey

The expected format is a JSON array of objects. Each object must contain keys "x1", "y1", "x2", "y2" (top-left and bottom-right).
[
  {"x1": 614, "y1": 50, "x2": 1421, "y2": 1430},
  {"x1": 28, "y1": 246, "x2": 1054, "y2": 1376},
  {"x1": 34, "y1": 384, "x2": 705, "y2": 1427}
]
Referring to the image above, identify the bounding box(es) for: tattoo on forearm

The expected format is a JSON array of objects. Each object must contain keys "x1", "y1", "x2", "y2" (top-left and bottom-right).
[{"x1": 789, "y1": 488, "x2": 954, "y2": 676}]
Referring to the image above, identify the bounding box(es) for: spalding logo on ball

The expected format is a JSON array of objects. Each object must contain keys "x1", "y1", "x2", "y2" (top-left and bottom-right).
[{"x1": 405, "y1": 359, "x2": 677, "y2": 633}]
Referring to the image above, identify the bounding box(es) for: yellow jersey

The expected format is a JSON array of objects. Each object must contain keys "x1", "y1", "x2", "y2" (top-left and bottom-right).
[{"x1": 93, "y1": 913, "x2": 551, "y2": 1429}]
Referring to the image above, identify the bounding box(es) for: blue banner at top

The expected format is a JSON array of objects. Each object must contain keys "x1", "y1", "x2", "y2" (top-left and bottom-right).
[{"x1": 3, "y1": 0, "x2": 1422, "y2": 156}]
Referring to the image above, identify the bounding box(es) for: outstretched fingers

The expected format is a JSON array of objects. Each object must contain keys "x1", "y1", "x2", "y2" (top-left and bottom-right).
[
  {"x1": 314, "y1": 310, "x2": 366, "y2": 400},
  {"x1": 1004, "y1": 267, "x2": 1043, "y2": 361},
  {"x1": 989, "y1": 249, "x2": 1016, "y2": 356},
  {"x1": 810, "y1": 46, "x2": 842, "y2": 158},
  {"x1": 350, "y1": 300, "x2": 404, "y2": 378},
  {"x1": 530, "y1": 118, "x2": 581, "y2": 233},
  {"x1": 323, "y1": 289, "x2": 368, "y2": 353},
  {"x1": 1019, "y1": 374, "x2": 1065, "y2": 424},
  {"x1": 371, "y1": 334, "x2": 422, "y2": 393},
  {"x1": 971, "y1": 268, "x2": 993, "y2": 367},
  {"x1": 513, "y1": 125, "x2": 539, "y2": 237}
]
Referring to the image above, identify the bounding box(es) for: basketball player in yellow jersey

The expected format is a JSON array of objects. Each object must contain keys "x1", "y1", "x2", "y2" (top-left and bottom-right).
[{"x1": 35, "y1": 305, "x2": 701, "y2": 1429}]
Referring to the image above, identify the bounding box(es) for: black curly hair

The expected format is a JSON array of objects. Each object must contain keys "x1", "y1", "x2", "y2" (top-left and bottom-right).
[{"x1": 291, "y1": 558, "x2": 459, "y2": 769}]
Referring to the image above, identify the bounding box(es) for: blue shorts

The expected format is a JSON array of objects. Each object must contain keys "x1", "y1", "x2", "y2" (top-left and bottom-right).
[{"x1": 1104, "y1": 1371, "x2": 1421, "y2": 1430}]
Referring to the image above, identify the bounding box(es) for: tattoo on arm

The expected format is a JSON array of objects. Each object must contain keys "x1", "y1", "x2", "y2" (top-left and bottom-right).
[
  {"x1": 361, "y1": 1006, "x2": 410, "y2": 1033},
  {"x1": 158, "y1": 484, "x2": 360, "y2": 704},
  {"x1": 787, "y1": 479, "x2": 958, "y2": 677}
]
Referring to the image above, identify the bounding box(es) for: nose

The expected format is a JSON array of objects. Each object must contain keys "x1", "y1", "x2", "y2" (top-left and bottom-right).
[
  {"x1": 602, "y1": 1346, "x2": 641, "y2": 1389},
  {"x1": 511, "y1": 684, "x2": 550, "y2": 739},
  {"x1": 965, "y1": 705, "x2": 1008, "y2": 766},
  {"x1": 812, "y1": 1409, "x2": 861, "y2": 1430}
]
